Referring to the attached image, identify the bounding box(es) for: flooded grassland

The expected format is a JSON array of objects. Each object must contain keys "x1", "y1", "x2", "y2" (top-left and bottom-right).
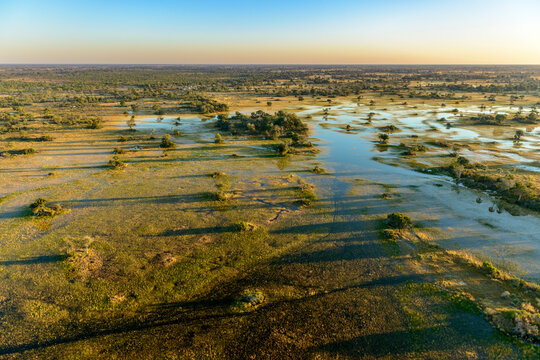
[{"x1": 0, "y1": 92, "x2": 539, "y2": 359}]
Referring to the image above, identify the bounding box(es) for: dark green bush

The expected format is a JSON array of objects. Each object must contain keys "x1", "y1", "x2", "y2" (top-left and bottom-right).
[
  {"x1": 160, "y1": 135, "x2": 176, "y2": 149},
  {"x1": 386, "y1": 212, "x2": 412, "y2": 229},
  {"x1": 108, "y1": 156, "x2": 126, "y2": 169},
  {"x1": 86, "y1": 117, "x2": 102, "y2": 129}
]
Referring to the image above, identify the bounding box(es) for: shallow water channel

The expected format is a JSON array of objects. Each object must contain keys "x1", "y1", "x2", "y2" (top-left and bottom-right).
[{"x1": 309, "y1": 112, "x2": 540, "y2": 280}]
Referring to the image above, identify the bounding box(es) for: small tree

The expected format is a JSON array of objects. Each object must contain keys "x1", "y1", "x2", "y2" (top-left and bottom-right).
[
  {"x1": 495, "y1": 113, "x2": 506, "y2": 125},
  {"x1": 275, "y1": 142, "x2": 289, "y2": 156},
  {"x1": 386, "y1": 213, "x2": 412, "y2": 229},
  {"x1": 108, "y1": 155, "x2": 126, "y2": 169},
  {"x1": 160, "y1": 135, "x2": 176, "y2": 149},
  {"x1": 127, "y1": 115, "x2": 136, "y2": 131},
  {"x1": 456, "y1": 156, "x2": 469, "y2": 166},
  {"x1": 87, "y1": 117, "x2": 102, "y2": 129},
  {"x1": 527, "y1": 110, "x2": 537, "y2": 123},
  {"x1": 30, "y1": 198, "x2": 66, "y2": 217},
  {"x1": 378, "y1": 133, "x2": 389, "y2": 144},
  {"x1": 30, "y1": 198, "x2": 47, "y2": 214},
  {"x1": 152, "y1": 104, "x2": 164, "y2": 115},
  {"x1": 214, "y1": 133, "x2": 224, "y2": 144}
]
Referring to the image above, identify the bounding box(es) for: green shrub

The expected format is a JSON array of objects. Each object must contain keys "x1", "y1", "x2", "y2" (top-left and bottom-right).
[
  {"x1": 108, "y1": 156, "x2": 126, "y2": 169},
  {"x1": 482, "y1": 261, "x2": 500, "y2": 277},
  {"x1": 127, "y1": 116, "x2": 136, "y2": 130},
  {"x1": 211, "y1": 171, "x2": 226, "y2": 178},
  {"x1": 232, "y1": 221, "x2": 255, "y2": 232},
  {"x1": 86, "y1": 117, "x2": 102, "y2": 129},
  {"x1": 30, "y1": 198, "x2": 66, "y2": 217},
  {"x1": 208, "y1": 191, "x2": 230, "y2": 201},
  {"x1": 30, "y1": 198, "x2": 47, "y2": 213},
  {"x1": 382, "y1": 228, "x2": 399, "y2": 240},
  {"x1": 275, "y1": 142, "x2": 289, "y2": 156},
  {"x1": 214, "y1": 133, "x2": 224, "y2": 144},
  {"x1": 232, "y1": 289, "x2": 265, "y2": 311},
  {"x1": 297, "y1": 183, "x2": 317, "y2": 206},
  {"x1": 312, "y1": 165, "x2": 327, "y2": 174},
  {"x1": 152, "y1": 104, "x2": 164, "y2": 115},
  {"x1": 457, "y1": 156, "x2": 470, "y2": 165},
  {"x1": 386, "y1": 212, "x2": 412, "y2": 229},
  {"x1": 381, "y1": 125, "x2": 399, "y2": 133},
  {"x1": 160, "y1": 135, "x2": 176, "y2": 149}
]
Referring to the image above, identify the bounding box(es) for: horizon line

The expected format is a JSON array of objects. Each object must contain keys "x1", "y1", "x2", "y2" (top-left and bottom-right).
[{"x1": 1, "y1": 63, "x2": 540, "y2": 67}]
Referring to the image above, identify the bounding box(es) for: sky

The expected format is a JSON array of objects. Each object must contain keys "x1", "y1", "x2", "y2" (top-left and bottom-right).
[{"x1": 0, "y1": 0, "x2": 539, "y2": 64}]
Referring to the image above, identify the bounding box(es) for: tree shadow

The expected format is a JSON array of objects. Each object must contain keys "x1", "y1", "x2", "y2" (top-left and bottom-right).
[
  {"x1": 0, "y1": 254, "x2": 68, "y2": 266},
  {"x1": 310, "y1": 311, "x2": 495, "y2": 358},
  {"x1": 157, "y1": 225, "x2": 237, "y2": 236}
]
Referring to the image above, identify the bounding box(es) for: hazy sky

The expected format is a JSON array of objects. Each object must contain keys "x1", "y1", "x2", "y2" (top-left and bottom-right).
[{"x1": 0, "y1": 0, "x2": 539, "y2": 64}]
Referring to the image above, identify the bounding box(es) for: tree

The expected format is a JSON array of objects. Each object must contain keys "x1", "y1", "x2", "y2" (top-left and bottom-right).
[
  {"x1": 386, "y1": 213, "x2": 412, "y2": 229},
  {"x1": 214, "y1": 133, "x2": 224, "y2": 144},
  {"x1": 378, "y1": 133, "x2": 389, "y2": 144},
  {"x1": 87, "y1": 117, "x2": 102, "y2": 129},
  {"x1": 451, "y1": 163, "x2": 464, "y2": 179},
  {"x1": 512, "y1": 182, "x2": 531, "y2": 202},
  {"x1": 160, "y1": 135, "x2": 176, "y2": 148},
  {"x1": 527, "y1": 110, "x2": 537, "y2": 123},
  {"x1": 131, "y1": 104, "x2": 138, "y2": 113},
  {"x1": 127, "y1": 115, "x2": 136, "y2": 131},
  {"x1": 152, "y1": 104, "x2": 164, "y2": 115},
  {"x1": 495, "y1": 113, "x2": 506, "y2": 125}
]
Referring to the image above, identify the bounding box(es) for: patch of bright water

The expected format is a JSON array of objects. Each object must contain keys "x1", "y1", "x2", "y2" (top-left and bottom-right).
[{"x1": 312, "y1": 118, "x2": 540, "y2": 280}]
